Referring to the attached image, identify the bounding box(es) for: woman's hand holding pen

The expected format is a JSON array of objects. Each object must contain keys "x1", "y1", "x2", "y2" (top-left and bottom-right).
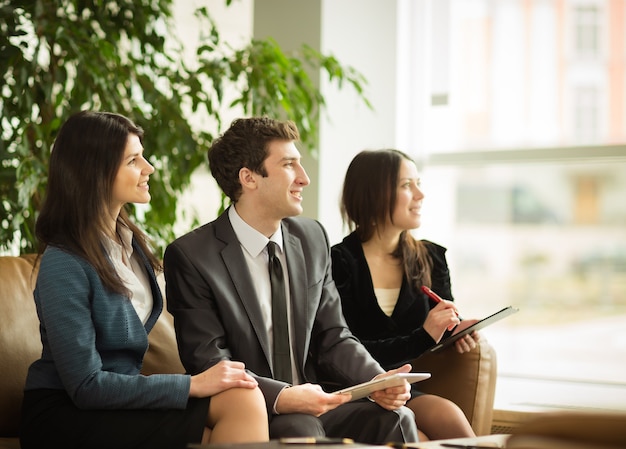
[
  {"x1": 423, "y1": 300, "x2": 462, "y2": 342},
  {"x1": 421, "y1": 285, "x2": 481, "y2": 353}
]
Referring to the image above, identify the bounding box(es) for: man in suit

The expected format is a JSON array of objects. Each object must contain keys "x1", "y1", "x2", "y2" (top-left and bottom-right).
[{"x1": 163, "y1": 117, "x2": 419, "y2": 443}]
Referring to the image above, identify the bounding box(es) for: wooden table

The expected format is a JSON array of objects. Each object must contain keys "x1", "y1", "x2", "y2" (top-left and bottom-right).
[
  {"x1": 402, "y1": 434, "x2": 510, "y2": 449},
  {"x1": 189, "y1": 435, "x2": 510, "y2": 449}
]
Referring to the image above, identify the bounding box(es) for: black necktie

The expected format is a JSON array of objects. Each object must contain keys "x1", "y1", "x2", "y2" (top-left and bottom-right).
[{"x1": 267, "y1": 241, "x2": 292, "y2": 383}]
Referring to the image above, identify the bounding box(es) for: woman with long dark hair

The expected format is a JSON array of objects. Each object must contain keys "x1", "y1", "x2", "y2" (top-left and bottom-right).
[
  {"x1": 20, "y1": 111, "x2": 268, "y2": 449},
  {"x1": 331, "y1": 149, "x2": 479, "y2": 441}
]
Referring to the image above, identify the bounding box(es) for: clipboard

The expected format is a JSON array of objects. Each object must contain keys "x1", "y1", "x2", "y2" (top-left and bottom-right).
[{"x1": 427, "y1": 305, "x2": 519, "y2": 354}]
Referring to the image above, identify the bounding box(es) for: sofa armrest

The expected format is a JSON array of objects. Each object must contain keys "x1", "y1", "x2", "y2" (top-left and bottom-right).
[
  {"x1": 411, "y1": 337, "x2": 497, "y2": 436},
  {"x1": 0, "y1": 255, "x2": 41, "y2": 439},
  {"x1": 0, "y1": 437, "x2": 21, "y2": 449}
]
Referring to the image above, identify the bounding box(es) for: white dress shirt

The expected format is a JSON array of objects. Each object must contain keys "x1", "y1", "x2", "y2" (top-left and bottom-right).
[
  {"x1": 228, "y1": 206, "x2": 299, "y2": 384},
  {"x1": 104, "y1": 225, "x2": 153, "y2": 324}
]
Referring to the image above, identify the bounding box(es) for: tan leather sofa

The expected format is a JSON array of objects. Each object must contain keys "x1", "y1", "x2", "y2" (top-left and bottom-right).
[
  {"x1": 413, "y1": 336, "x2": 498, "y2": 436},
  {"x1": 0, "y1": 254, "x2": 498, "y2": 448}
]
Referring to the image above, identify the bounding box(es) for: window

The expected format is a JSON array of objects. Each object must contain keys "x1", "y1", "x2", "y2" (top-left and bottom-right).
[
  {"x1": 409, "y1": 0, "x2": 626, "y2": 412},
  {"x1": 574, "y1": 4, "x2": 601, "y2": 58},
  {"x1": 573, "y1": 86, "x2": 600, "y2": 142}
]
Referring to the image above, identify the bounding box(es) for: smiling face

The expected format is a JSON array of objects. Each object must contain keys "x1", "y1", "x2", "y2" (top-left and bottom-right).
[
  {"x1": 110, "y1": 133, "x2": 155, "y2": 216},
  {"x1": 388, "y1": 158, "x2": 424, "y2": 232},
  {"x1": 255, "y1": 139, "x2": 310, "y2": 222}
]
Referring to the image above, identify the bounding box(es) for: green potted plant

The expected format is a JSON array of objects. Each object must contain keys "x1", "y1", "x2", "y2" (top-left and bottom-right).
[{"x1": 0, "y1": 0, "x2": 369, "y2": 254}]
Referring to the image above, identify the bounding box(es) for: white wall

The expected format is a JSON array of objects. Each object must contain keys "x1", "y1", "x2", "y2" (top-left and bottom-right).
[{"x1": 318, "y1": 0, "x2": 401, "y2": 244}]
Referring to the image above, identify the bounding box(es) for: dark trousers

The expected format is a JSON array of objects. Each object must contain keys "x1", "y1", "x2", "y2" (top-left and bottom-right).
[{"x1": 269, "y1": 400, "x2": 418, "y2": 444}]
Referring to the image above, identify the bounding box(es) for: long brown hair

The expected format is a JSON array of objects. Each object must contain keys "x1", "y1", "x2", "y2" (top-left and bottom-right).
[
  {"x1": 36, "y1": 111, "x2": 161, "y2": 295},
  {"x1": 340, "y1": 149, "x2": 432, "y2": 288}
]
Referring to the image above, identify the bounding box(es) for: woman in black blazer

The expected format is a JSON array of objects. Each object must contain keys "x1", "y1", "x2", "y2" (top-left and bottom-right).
[{"x1": 331, "y1": 149, "x2": 479, "y2": 442}]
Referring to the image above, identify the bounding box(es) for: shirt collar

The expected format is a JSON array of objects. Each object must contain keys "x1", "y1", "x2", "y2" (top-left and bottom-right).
[
  {"x1": 103, "y1": 223, "x2": 134, "y2": 255},
  {"x1": 228, "y1": 205, "x2": 283, "y2": 257},
  {"x1": 117, "y1": 224, "x2": 134, "y2": 250}
]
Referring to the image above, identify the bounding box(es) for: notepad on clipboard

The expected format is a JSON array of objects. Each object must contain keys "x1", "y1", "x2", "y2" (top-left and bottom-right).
[{"x1": 426, "y1": 305, "x2": 519, "y2": 354}]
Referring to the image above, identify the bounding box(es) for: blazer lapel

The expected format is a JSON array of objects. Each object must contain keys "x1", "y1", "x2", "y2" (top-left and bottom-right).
[
  {"x1": 132, "y1": 239, "x2": 162, "y2": 333},
  {"x1": 215, "y1": 212, "x2": 272, "y2": 364}
]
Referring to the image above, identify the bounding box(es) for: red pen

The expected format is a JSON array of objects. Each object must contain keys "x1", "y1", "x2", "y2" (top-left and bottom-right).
[{"x1": 421, "y1": 285, "x2": 461, "y2": 318}]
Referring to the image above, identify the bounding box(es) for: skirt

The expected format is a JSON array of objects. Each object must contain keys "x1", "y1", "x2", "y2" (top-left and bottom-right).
[{"x1": 20, "y1": 389, "x2": 210, "y2": 449}]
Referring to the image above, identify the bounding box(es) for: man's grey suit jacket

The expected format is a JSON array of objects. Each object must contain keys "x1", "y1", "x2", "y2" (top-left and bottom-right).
[{"x1": 163, "y1": 209, "x2": 384, "y2": 413}]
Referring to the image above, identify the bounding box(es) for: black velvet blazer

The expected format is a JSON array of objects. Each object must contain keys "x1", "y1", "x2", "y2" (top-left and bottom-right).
[{"x1": 331, "y1": 231, "x2": 454, "y2": 369}]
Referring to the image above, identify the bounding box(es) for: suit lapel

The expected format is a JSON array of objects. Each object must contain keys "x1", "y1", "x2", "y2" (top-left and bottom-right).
[
  {"x1": 282, "y1": 222, "x2": 310, "y2": 374},
  {"x1": 215, "y1": 212, "x2": 272, "y2": 363}
]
